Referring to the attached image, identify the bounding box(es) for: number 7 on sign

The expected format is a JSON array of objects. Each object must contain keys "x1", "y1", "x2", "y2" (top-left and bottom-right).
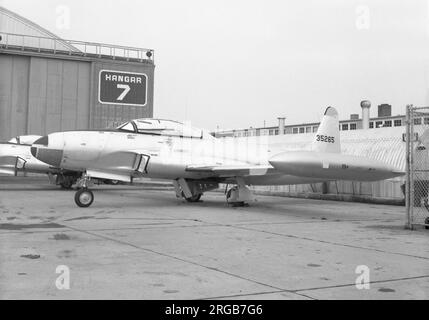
[{"x1": 117, "y1": 84, "x2": 131, "y2": 101}]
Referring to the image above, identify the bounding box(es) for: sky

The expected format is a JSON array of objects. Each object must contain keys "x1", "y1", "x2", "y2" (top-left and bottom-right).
[{"x1": 2, "y1": 0, "x2": 429, "y2": 130}]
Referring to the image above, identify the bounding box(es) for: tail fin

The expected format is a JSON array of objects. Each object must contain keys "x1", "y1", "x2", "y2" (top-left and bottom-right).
[{"x1": 312, "y1": 107, "x2": 340, "y2": 153}]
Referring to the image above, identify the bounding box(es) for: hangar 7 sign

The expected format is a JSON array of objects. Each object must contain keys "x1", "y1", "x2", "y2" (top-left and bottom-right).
[{"x1": 98, "y1": 70, "x2": 148, "y2": 107}]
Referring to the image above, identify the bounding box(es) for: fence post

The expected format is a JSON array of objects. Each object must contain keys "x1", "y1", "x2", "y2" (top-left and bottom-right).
[
  {"x1": 409, "y1": 104, "x2": 415, "y2": 230},
  {"x1": 405, "y1": 105, "x2": 411, "y2": 229}
]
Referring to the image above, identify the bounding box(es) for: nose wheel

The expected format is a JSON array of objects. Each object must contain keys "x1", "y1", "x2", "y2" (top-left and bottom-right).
[{"x1": 74, "y1": 188, "x2": 94, "y2": 208}]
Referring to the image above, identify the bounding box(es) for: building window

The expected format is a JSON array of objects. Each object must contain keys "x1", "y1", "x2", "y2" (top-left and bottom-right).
[
  {"x1": 375, "y1": 121, "x2": 383, "y2": 128},
  {"x1": 369, "y1": 122, "x2": 374, "y2": 129},
  {"x1": 394, "y1": 119, "x2": 402, "y2": 127},
  {"x1": 342, "y1": 124, "x2": 349, "y2": 131},
  {"x1": 384, "y1": 120, "x2": 392, "y2": 127},
  {"x1": 275, "y1": 129, "x2": 279, "y2": 135},
  {"x1": 269, "y1": 129, "x2": 274, "y2": 136},
  {"x1": 306, "y1": 126, "x2": 312, "y2": 133},
  {"x1": 414, "y1": 118, "x2": 422, "y2": 125},
  {"x1": 313, "y1": 126, "x2": 318, "y2": 132},
  {"x1": 350, "y1": 123, "x2": 357, "y2": 130},
  {"x1": 293, "y1": 128, "x2": 298, "y2": 134},
  {"x1": 299, "y1": 127, "x2": 305, "y2": 134}
]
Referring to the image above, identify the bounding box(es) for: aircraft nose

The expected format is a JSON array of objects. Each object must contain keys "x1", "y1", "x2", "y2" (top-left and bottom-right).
[{"x1": 31, "y1": 136, "x2": 64, "y2": 167}]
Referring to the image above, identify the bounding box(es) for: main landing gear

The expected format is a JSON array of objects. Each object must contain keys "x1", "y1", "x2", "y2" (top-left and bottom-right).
[
  {"x1": 74, "y1": 175, "x2": 94, "y2": 208},
  {"x1": 225, "y1": 179, "x2": 254, "y2": 207},
  {"x1": 183, "y1": 193, "x2": 202, "y2": 203},
  {"x1": 173, "y1": 178, "x2": 219, "y2": 203}
]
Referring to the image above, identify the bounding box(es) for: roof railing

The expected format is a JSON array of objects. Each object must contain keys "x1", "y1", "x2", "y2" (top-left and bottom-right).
[{"x1": 0, "y1": 32, "x2": 154, "y2": 63}]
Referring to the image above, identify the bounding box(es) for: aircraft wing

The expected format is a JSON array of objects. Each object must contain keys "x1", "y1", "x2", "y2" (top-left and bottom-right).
[{"x1": 186, "y1": 164, "x2": 274, "y2": 177}]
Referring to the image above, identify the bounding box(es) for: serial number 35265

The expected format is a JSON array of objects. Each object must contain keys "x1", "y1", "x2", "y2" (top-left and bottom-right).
[{"x1": 316, "y1": 135, "x2": 335, "y2": 143}]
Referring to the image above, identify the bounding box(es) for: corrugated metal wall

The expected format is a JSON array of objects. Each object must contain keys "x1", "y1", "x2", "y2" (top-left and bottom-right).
[
  {"x1": 264, "y1": 127, "x2": 406, "y2": 171},
  {"x1": 0, "y1": 54, "x2": 30, "y2": 139},
  {"x1": 26, "y1": 57, "x2": 91, "y2": 134},
  {"x1": 0, "y1": 52, "x2": 154, "y2": 140}
]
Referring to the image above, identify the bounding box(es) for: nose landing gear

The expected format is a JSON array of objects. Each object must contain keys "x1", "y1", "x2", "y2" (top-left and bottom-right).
[
  {"x1": 75, "y1": 188, "x2": 94, "y2": 208},
  {"x1": 74, "y1": 174, "x2": 94, "y2": 208}
]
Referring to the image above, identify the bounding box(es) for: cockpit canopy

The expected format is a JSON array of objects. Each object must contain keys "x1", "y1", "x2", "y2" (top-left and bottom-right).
[
  {"x1": 117, "y1": 119, "x2": 209, "y2": 139},
  {"x1": 8, "y1": 135, "x2": 43, "y2": 145}
]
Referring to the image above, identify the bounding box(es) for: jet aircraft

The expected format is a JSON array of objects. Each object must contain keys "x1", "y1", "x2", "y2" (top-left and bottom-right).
[{"x1": 30, "y1": 107, "x2": 403, "y2": 207}]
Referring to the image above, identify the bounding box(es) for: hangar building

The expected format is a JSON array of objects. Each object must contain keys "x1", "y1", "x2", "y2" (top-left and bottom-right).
[{"x1": 0, "y1": 6, "x2": 154, "y2": 142}]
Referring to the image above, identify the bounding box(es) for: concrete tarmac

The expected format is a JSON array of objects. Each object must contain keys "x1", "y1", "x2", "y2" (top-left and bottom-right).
[{"x1": 0, "y1": 176, "x2": 428, "y2": 299}]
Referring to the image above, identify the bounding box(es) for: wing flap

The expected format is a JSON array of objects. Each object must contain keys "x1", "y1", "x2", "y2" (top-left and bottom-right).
[
  {"x1": 186, "y1": 164, "x2": 273, "y2": 177},
  {"x1": 86, "y1": 169, "x2": 132, "y2": 183}
]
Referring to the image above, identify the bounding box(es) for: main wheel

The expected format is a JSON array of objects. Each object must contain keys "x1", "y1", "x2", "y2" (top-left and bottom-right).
[
  {"x1": 185, "y1": 194, "x2": 202, "y2": 203},
  {"x1": 74, "y1": 188, "x2": 94, "y2": 208}
]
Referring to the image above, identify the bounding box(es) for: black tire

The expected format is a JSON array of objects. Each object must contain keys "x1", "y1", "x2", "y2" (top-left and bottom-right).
[
  {"x1": 74, "y1": 189, "x2": 94, "y2": 208},
  {"x1": 185, "y1": 194, "x2": 202, "y2": 203},
  {"x1": 425, "y1": 217, "x2": 429, "y2": 230}
]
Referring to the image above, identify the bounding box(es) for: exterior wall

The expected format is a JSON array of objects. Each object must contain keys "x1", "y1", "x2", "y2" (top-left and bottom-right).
[
  {"x1": 26, "y1": 57, "x2": 91, "y2": 135},
  {"x1": 0, "y1": 54, "x2": 30, "y2": 139},
  {"x1": 250, "y1": 179, "x2": 405, "y2": 201},
  {"x1": 0, "y1": 51, "x2": 154, "y2": 140},
  {"x1": 216, "y1": 115, "x2": 410, "y2": 138}
]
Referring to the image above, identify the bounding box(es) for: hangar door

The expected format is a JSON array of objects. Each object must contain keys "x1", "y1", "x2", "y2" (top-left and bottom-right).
[{"x1": 405, "y1": 105, "x2": 429, "y2": 229}]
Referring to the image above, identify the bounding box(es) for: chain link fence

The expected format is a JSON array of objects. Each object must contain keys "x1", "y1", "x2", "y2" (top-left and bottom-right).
[{"x1": 405, "y1": 105, "x2": 429, "y2": 229}]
